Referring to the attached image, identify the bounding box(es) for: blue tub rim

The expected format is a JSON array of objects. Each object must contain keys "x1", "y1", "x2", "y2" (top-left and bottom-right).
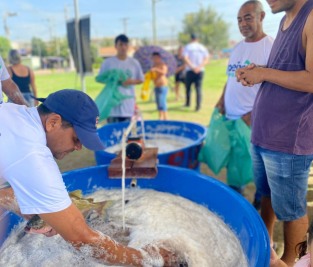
[{"x1": 97, "y1": 120, "x2": 207, "y2": 157}]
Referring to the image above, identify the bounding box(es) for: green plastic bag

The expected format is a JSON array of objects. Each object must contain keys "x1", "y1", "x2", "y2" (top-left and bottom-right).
[
  {"x1": 226, "y1": 119, "x2": 253, "y2": 187},
  {"x1": 95, "y1": 69, "x2": 132, "y2": 122},
  {"x1": 199, "y1": 108, "x2": 253, "y2": 187},
  {"x1": 198, "y1": 108, "x2": 231, "y2": 174}
]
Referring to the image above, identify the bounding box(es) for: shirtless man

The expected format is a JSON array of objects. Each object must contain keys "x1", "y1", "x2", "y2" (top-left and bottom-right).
[{"x1": 151, "y1": 52, "x2": 168, "y2": 120}]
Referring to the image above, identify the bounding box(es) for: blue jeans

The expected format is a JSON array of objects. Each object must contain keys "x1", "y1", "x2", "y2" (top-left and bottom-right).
[
  {"x1": 252, "y1": 144, "x2": 313, "y2": 221},
  {"x1": 154, "y1": 87, "x2": 168, "y2": 111}
]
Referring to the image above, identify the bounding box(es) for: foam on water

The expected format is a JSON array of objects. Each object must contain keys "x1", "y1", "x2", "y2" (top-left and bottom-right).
[
  {"x1": 105, "y1": 134, "x2": 194, "y2": 154},
  {"x1": 0, "y1": 189, "x2": 248, "y2": 267}
]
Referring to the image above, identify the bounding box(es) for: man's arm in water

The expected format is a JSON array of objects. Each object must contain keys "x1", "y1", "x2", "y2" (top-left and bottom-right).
[
  {"x1": 1, "y1": 78, "x2": 28, "y2": 106},
  {"x1": 0, "y1": 187, "x2": 143, "y2": 265},
  {"x1": 40, "y1": 204, "x2": 176, "y2": 266},
  {"x1": 0, "y1": 188, "x2": 177, "y2": 266}
]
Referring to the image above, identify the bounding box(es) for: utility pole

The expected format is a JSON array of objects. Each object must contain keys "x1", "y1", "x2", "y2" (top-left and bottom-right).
[
  {"x1": 121, "y1": 17, "x2": 129, "y2": 34},
  {"x1": 74, "y1": 0, "x2": 86, "y2": 92},
  {"x1": 64, "y1": 5, "x2": 68, "y2": 21},
  {"x1": 3, "y1": 12, "x2": 17, "y2": 40},
  {"x1": 152, "y1": 0, "x2": 161, "y2": 45},
  {"x1": 64, "y1": 4, "x2": 75, "y2": 71},
  {"x1": 48, "y1": 19, "x2": 53, "y2": 42}
]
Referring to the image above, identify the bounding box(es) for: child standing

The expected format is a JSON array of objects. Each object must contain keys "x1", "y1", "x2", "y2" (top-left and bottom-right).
[{"x1": 151, "y1": 52, "x2": 168, "y2": 120}]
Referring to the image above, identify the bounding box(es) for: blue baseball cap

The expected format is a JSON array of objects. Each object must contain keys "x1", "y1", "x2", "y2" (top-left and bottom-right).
[{"x1": 37, "y1": 89, "x2": 105, "y2": 151}]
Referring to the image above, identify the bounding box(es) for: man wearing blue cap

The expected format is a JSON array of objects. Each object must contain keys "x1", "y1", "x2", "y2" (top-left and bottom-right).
[{"x1": 0, "y1": 89, "x2": 176, "y2": 266}]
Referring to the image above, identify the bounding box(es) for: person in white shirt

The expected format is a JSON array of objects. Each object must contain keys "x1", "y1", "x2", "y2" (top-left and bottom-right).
[
  {"x1": 0, "y1": 55, "x2": 27, "y2": 105},
  {"x1": 98, "y1": 34, "x2": 144, "y2": 123},
  {"x1": 216, "y1": 0, "x2": 274, "y2": 207},
  {"x1": 183, "y1": 34, "x2": 209, "y2": 111},
  {"x1": 0, "y1": 89, "x2": 176, "y2": 266}
]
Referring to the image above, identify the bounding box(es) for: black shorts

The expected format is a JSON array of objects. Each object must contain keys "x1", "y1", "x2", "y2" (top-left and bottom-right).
[{"x1": 175, "y1": 73, "x2": 185, "y2": 83}]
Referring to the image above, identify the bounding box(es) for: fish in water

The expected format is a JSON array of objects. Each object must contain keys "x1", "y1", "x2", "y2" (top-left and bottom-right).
[{"x1": 24, "y1": 190, "x2": 114, "y2": 234}]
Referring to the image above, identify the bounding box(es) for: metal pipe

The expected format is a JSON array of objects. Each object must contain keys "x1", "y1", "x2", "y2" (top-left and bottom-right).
[
  {"x1": 130, "y1": 178, "x2": 137, "y2": 188},
  {"x1": 73, "y1": 0, "x2": 85, "y2": 92}
]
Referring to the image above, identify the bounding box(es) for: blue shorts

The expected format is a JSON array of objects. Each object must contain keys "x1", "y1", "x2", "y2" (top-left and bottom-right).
[
  {"x1": 252, "y1": 144, "x2": 313, "y2": 221},
  {"x1": 154, "y1": 87, "x2": 168, "y2": 111}
]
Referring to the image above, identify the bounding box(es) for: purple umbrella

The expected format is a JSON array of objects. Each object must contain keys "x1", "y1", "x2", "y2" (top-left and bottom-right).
[{"x1": 134, "y1": 45, "x2": 177, "y2": 76}]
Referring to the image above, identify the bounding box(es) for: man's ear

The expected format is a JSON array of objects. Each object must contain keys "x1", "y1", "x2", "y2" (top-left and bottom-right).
[
  {"x1": 260, "y1": 11, "x2": 265, "y2": 22},
  {"x1": 45, "y1": 114, "x2": 63, "y2": 133}
]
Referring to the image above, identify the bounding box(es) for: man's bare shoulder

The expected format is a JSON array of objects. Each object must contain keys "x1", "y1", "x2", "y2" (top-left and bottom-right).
[{"x1": 304, "y1": 9, "x2": 313, "y2": 33}]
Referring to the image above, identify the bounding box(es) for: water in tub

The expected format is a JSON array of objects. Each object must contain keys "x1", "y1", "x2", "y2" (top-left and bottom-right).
[
  {"x1": 0, "y1": 189, "x2": 248, "y2": 267},
  {"x1": 105, "y1": 133, "x2": 194, "y2": 154}
]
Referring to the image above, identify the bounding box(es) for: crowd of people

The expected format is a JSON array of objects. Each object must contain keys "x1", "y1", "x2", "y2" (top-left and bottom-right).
[
  {"x1": 98, "y1": 32, "x2": 210, "y2": 122},
  {"x1": 0, "y1": 0, "x2": 313, "y2": 266}
]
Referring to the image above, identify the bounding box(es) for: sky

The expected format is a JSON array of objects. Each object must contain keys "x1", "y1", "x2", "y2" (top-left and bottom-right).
[{"x1": 0, "y1": 0, "x2": 284, "y2": 44}]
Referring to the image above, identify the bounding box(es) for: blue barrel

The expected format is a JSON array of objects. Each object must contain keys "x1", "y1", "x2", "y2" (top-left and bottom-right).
[
  {"x1": 0, "y1": 165, "x2": 269, "y2": 266},
  {"x1": 95, "y1": 120, "x2": 207, "y2": 170}
]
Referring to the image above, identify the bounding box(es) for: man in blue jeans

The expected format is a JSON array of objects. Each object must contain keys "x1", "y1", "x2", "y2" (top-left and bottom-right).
[
  {"x1": 237, "y1": 0, "x2": 313, "y2": 265},
  {"x1": 98, "y1": 34, "x2": 144, "y2": 123},
  {"x1": 216, "y1": 0, "x2": 273, "y2": 209}
]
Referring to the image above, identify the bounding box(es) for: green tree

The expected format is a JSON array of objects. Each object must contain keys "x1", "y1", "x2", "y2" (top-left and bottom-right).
[
  {"x1": 0, "y1": 36, "x2": 11, "y2": 60},
  {"x1": 90, "y1": 43, "x2": 99, "y2": 63},
  {"x1": 46, "y1": 38, "x2": 69, "y2": 58},
  {"x1": 31, "y1": 37, "x2": 48, "y2": 57},
  {"x1": 179, "y1": 6, "x2": 229, "y2": 51}
]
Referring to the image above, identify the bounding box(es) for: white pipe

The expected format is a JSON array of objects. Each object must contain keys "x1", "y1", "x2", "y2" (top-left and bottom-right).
[{"x1": 121, "y1": 117, "x2": 137, "y2": 231}]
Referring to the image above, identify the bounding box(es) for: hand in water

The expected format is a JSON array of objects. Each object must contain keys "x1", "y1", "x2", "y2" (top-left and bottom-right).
[
  {"x1": 143, "y1": 245, "x2": 185, "y2": 267},
  {"x1": 42, "y1": 228, "x2": 58, "y2": 237},
  {"x1": 25, "y1": 225, "x2": 58, "y2": 237},
  {"x1": 24, "y1": 221, "x2": 58, "y2": 237}
]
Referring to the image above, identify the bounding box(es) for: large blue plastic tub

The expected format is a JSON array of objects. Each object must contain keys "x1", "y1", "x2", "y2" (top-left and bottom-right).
[
  {"x1": 95, "y1": 120, "x2": 207, "y2": 170},
  {"x1": 0, "y1": 165, "x2": 269, "y2": 267}
]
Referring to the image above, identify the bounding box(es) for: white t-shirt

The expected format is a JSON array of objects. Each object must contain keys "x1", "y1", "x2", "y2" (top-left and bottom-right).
[
  {"x1": 99, "y1": 56, "x2": 144, "y2": 118},
  {"x1": 0, "y1": 103, "x2": 71, "y2": 214},
  {"x1": 0, "y1": 56, "x2": 10, "y2": 103},
  {"x1": 183, "y1": 42, "x2": 209, "y2": 71},
  {"x1": 224, "y1": 36, "x2": 274, "y2": 120}
]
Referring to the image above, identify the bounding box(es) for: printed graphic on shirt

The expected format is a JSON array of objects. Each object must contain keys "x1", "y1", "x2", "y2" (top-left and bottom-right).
[{"x1": 227, "y1": 60, "x2": 250, "y2": 77}]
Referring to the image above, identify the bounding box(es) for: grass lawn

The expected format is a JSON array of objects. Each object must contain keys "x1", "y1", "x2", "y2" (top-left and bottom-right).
[{"x1": 35, "y1": 59, "x2": 228, "y2": 126}]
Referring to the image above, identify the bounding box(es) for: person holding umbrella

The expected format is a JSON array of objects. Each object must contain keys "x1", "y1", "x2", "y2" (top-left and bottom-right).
[{"x1": 151, "y1": 52, "x2": 169, "y2": 120}]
